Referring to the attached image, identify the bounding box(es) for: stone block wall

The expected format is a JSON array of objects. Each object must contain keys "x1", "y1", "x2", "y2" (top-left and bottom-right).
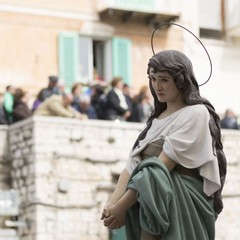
[
  {"x1": 0, "y1": 125, "x2": 11, "y2": 228},
  {"x1": 215, "y1": 130, "x2": 240, "y2": 240},
  {"x1": 2, "y1": 117, "x2": 240, "y2": 240},
  {"x1": 0, "y1": 125, "x2": 9, "y2": 190},
  {"x1": 8, "y1": 116, "x2": 142, "y2": 240}
]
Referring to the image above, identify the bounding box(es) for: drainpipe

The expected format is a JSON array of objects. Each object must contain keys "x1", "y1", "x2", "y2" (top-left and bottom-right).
[{"x1": 221, "y1": 0, "x2": 226, "y2": 38}]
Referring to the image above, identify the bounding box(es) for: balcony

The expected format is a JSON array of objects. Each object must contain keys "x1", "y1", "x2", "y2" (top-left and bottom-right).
[{"x1": 97, "y1": 0, "x2": 180, "y2": 25}]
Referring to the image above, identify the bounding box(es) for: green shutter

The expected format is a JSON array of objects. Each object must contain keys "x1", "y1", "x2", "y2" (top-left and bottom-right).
[
  {"x1": 58, "y1": 32, "x2": 79, "y2": 91},
  {"x1": 110, "y1": 227, "x2": 127, "y2": 240},
  {"x1": 115, "y1": 0, "x2": 156, "y2": 11},
  {"x1": 112, "y1": 37, "x2": 132, "y2": 85}
]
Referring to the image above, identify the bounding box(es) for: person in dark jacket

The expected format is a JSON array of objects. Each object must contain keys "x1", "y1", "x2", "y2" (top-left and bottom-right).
[
  {"x1": 91, "y1": 84, "x2": 107, "y2": 120},
  {"x1": 105, "y1": 77, "x2": 131, "y2": 121},
  {"x1": 220, "y1": 108, "x2": 239, "y2": 129},
  {"x1": 12, "y1": 88, "x2": 32, "y2": 123},
  {"x1": 39, "y1": 75, "x2": 61, "y2": 101}
]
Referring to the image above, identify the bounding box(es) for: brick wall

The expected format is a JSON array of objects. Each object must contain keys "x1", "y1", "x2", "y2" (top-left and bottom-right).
[{"x1": 0, "y1": 117, "x2": 239, "y2": 239}]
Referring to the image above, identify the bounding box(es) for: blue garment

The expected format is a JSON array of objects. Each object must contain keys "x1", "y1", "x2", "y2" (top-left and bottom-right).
[
  {"x1": 73, "y1": 104, "x2": 97, "y2": 119},
  {"x1": 220, "y1": 116, "x2": 239, "y2": 129}
]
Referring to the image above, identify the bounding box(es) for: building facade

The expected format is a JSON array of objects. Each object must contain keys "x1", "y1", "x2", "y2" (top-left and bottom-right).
[
  {"x1": 0, "y1": 0, "x2": 240, "y2": 114},
  {"x1": 0, "y1": 0, "x2": 181, "y2": 94}
]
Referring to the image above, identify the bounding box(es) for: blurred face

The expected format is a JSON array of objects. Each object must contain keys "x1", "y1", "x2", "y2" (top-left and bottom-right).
[
  {"x1": 79, "y1": 102, "x2": 90, "y2": 111},
  {"x1": 149, "y1": 67, "x2": 183, "y2": 104},
  {"x1": 8, "y1": 86, "x2": 15, "y2": 94},
  {"x1": 73, "y1": 85, "x2": 82, "y2": 95},
  {"x1": 116, "y1": 80, "x2": 123, "y2": 90},
  {"x1": 63, "y1": 94, "x2": 73, "y2": 107},
  {"x1": 49, "y1": 81, "x2": 58, "y2": 88}
]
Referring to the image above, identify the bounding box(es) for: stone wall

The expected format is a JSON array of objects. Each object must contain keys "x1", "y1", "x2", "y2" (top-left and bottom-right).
[
  {"x1": 1, "y1": 117, "x2": 240, "y2": 239},
  {"x1": 215, "y1": 130, "x2": 240, "y2": 240},
  {"x1": 0, "y1": 125, "x2": 11, "y2": 229},
  {"x1": 0, "y1": 125, "x2": 9, "y2": 190},
  {"x1": 7, "y1": 116, "x2": 142, "y2": 240}
]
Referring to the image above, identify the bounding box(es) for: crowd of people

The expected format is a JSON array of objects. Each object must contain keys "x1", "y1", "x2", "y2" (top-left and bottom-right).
[
  {"x1": 1, "y1": 75, "x2": 240, "y2": 130},
  {"x1": 0, "y1": 75, "x2": 154, "y2": 125}
]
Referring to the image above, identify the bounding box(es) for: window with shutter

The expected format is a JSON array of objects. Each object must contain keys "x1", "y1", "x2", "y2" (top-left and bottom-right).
[
  {"x1": 112, "y1": 37, "x2": 132, "y2": 85},
  {"x1": 58, "y1": 32, "x2": 80, "y2": 91},
  {"x1": 58, "y1": 34, "x2": 132, "y2": 89}
]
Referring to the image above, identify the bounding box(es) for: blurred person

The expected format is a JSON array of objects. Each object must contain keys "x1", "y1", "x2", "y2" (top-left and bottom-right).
[
  {"x1": 3, "y1": 85, "x2": 15, "y2": 124},
  {"x1": 12, "y1": 88, "x2": 32, "y2": 123},
  {"x1": 105, "y1": 77, "x2": 131, "y2": 121},
  {"x1": 0, "y1": 93, "x2": 7, "y2": 124},
  {"x1": 220, "y1": 108, "x2": 239, "y2": 129},
  {"x1": 131, "y1": 85, "x2": 154, "y2": 122},
  {"x1": 71, "y1": 83, "x2": 82, "y2": 110},
  {"x1": 34, "y1": 93, "x2": 83, "y2": 119},
  {"x1": 91, "y1": 84, "x2": 107, "y2": 120},
  {"x1": 40, "y1": 75, "x2": 61, "y2": 101},
  {"x1": 74, "y1": 94, "x2": 97, "y2": 119},
  {"x1": 32, "y1": 89, "x2": 45, "y2": 112},
  {"x1": 123, "y1": 83, "x2": 134, "y2": 121}
]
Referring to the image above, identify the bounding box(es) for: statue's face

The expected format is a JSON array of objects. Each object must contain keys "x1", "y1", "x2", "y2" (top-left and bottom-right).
[{"x1": 148, "y1": 67, "x2": 182, "y2": 104}]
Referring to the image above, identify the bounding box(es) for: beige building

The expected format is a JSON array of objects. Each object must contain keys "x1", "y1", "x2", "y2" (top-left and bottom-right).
[
  {"x1": 1, "y1": 0, "x2": 240, "y2": 115},
  {"x1": 0, "y1": 0, "x2": 181, "y2": 96}
]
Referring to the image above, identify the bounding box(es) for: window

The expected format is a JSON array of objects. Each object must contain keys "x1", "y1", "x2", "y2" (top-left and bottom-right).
[{"x1": 58, "y1": 33, "x2": 132, "y2": 91}]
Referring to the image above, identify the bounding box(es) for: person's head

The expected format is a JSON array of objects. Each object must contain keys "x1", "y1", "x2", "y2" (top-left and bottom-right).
[
  {"x1": 111, "y1": 77, "x2": 124, "y2": 90},
  {"x1": 225, "y1": 108, "x2": 236, "y2": 118},
  {"x1": 14, "y1": 88, "x2": 28, "y2": 102},
  {"x1": 91, "y1": 84, "x2": 104, "y2": 97},
  {"x1": 6, "y1": 85, "x2": 15, "y2": 94},
  {"x1": 138, "y1": 85, "x2": 152, "y2": 102},
  {"x1": 62, "y1": 93, "x2": 73, "y2": 107},
  {"x1": 71, "y1": 83, "x2": 82, "y2": 96},
  {"x1": 79, "y1": 94, "x2": 91, "y2": 112},
  {"x1": 139, "y1": 86, "x2": 148, "y2": 96},
  {"x1": 147, "y1": 50, "x2": 200, "y2": 112},
  {"x1": 48, "y1": 76, "x2": 58, "y2": 88}
]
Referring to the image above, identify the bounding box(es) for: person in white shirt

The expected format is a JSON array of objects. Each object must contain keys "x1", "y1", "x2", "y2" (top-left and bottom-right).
[{"x1": 101, "y1": 50, "x2": 226, "y2": 240}]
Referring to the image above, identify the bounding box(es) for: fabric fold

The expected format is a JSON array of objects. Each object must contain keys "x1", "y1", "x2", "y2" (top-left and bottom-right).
[{"x1": 126, "y1": 157, "x2": 215, "y2": 240}]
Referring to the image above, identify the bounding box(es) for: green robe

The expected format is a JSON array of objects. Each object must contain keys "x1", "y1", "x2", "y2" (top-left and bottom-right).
[{"x1": 126, "y1": 157, "x2": 215, "y2": 240}]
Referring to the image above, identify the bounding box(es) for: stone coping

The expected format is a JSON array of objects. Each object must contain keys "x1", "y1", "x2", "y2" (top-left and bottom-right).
[{"x1": 8, "y1": 116, "x2": 144, "y2": 130}]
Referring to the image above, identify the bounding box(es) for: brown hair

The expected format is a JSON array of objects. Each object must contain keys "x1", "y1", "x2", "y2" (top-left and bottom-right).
[
  {"x1": 111, "y1": 77, "x2": 123, "y2": 88},
  {"x1": 14, "y1": 88, "x2": 26, "y2": 101},
  {"x1": 71, "y1": 83, "x2": 82, "y2": 94}
]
